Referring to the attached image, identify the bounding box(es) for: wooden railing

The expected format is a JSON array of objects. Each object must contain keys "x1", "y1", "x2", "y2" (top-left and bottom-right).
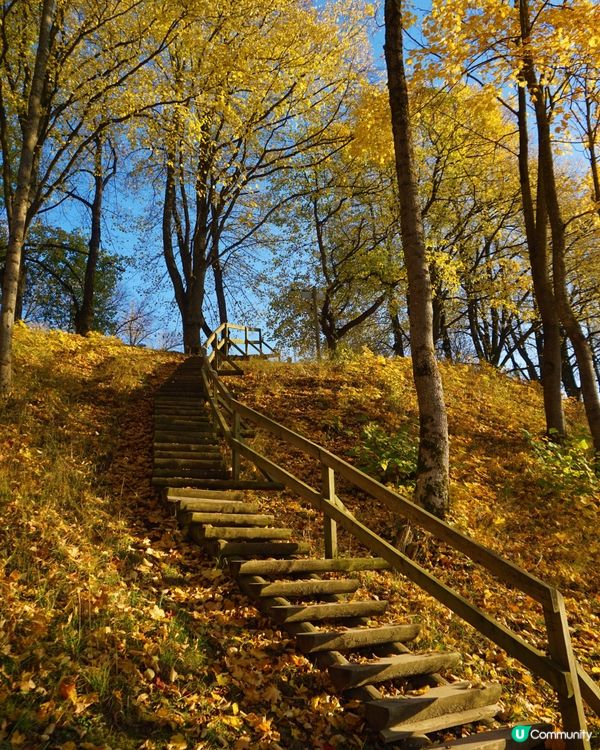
[
  {"x1": 200, "y1": 330, "x2": 600, "y2": 748},
  {"x1": 204, "y1": 323, "x2": 278, "y2": 366}
]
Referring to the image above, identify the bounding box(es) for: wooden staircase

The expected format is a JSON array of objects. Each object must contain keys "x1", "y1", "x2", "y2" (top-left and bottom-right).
[
  {"x1": 152, "y1": 357, "x2": 552, "y2": 749},
  {"x1": 152, "y1": 357, "x2": 280, "y2": 490}
]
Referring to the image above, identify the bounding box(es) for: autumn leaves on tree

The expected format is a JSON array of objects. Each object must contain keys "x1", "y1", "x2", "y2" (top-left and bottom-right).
[{"x1": 1, "y1": 0, "x2": 600, "y2": 515}]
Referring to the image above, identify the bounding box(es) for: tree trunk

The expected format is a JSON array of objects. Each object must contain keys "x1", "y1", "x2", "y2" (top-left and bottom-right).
[
  {"x1": 561, "y1": 337, "x2": 581, "y2": 400},
  {"x1": 75, "y1": 135, "x2": 104, "y2": 335},
  {"x1": 390, "y1": 308, "x2": 405, "y2": 356},
  {"x1": 516, "y1": 81, "x2": 566, "y2": 439},
  {"x1": 520, "y1": 0, "x2": 600, "y2": 453},
  {"x1": 0, "y1": 0, "x2": 55, "y2": 395},
  {"x1": 384, "y1": 0, "x2": 449, "y2": 518},
  {"x1": 210, "y1": 243, "x2": 228, "y2": 325}
]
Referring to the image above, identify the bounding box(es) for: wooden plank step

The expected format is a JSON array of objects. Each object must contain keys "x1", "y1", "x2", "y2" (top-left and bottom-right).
[
  {"x1": 209, "y1": 540, "x2": 311, "y2": 558},
  {"x1": 166, "y1": 488, "x2": 244, "y2": 501},
  {"x1": 427, "y1": 725, "x2": 552, "y2": 749},
  {"x1": 154, "y1": 458, "x2": 225, "y2": 468},
  {"x1": 154, "y1": 451, "x2": 222, "y2": 460},
  {"x1": 154, "y1": 415, "x2": 214, "y2": 432},
  {"x1": 380, "y1": 703, "x2": 502, "y2": 744},
  {"x1": 178, "y1": 499, "x2": 260, "y2": 514},
  {"x1": 154, "y1": 412, "x2": 211, "y2": 419},
  {"x1": 229, "y1": 557, "x2": 391, "y2": 577},
  {"x1": 186, "y1": 512, "x2": 275, "y2": 526},
  {"x1": 366, "y1": 682, "x2": 502, "y2": 731},
  {"x1": 154, "y1": 412, "x2": 210, "y2": 419},
  {"x1": 155, "y1": 443, "x2": 221, "y2": 453},
  {"x1": 154, "y1": 390, "x2": 206, "y2": 406},
  {"x1": 246, "y1": 578, "x2": 361, "y2": 598},
  {"x1": 329, "y1": 652, "x2": 461, "y2": 691},
  {"x1": 296, "y1": 623, "x2": 421, "y2": 654},
  {"x1": 154, "y1": 422, "x2": 214, "y2": 433},
  {"x1": 153, "y1": 468, "x2": 230, "y2": 479},
  {"x1": 154, "y1": 432, "x2": 218, "y2": 444},
  {"x1": 158, "y1": 478, "x2": 285, "y2": 489},
  {"x1": 269, "y1": 600, "x2": 388, "y2": 624},
  {"x1": 197, "y1": 526, "x2": 292, "y2": 540}
]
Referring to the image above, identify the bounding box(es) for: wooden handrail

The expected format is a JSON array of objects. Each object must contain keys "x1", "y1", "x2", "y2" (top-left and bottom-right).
[
  {"x1": 204, "y1": 322, "x2": 279, "y2": 364},
  {"x1": 197, "y1": 334, "x2": 599, "y2": 743}
]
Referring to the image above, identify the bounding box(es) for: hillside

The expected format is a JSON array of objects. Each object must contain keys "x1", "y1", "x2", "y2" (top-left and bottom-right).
[{"x1": 0, "y1": 326, "x2": 598, "y2": 749}]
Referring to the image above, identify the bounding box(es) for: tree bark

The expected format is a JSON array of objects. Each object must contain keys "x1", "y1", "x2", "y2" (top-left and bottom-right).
[
  {"x1": 389, "y1": 308, "x2": 405, "y2": 357},
  {"x1": 162, "y1": 156, "x2": 210, "y2": 353},
  {"x1": 384, "y1": 0, "x2": 449, "y2": 518},
  {"x1": 519, "y1": 0, "x2": 600, "y2": 454},
  {"x1": 75, "y1": 135, "x2": 104, "y2": 335},
  {"x1": 0, "y1": 0, "x2": 55, "y2": 395},
  {"x1": 516, "y1": 78, "x2": 566, "y2": 439}
]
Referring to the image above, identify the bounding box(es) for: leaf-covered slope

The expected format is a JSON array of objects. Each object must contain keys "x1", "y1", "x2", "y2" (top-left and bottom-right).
[
  {"x1": 1, "y1": 329, "x2": 598, "y2": 749},
  {"x1": 0, "y1": 326, "x2": 380, "y2": 750}
]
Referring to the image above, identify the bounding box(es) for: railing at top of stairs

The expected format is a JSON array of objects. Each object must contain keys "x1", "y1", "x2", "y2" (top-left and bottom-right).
[
  {"x1": 201, "y1": 324, "x2": 600, "y2": 748},
  {"x1": 204, "y1": 323, "x2": 279, "y2": 372}
]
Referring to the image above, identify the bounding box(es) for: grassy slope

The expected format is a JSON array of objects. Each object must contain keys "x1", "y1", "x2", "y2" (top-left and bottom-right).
[{"x1": 0, "y1": 327, "x2": 598, "y2": 749}]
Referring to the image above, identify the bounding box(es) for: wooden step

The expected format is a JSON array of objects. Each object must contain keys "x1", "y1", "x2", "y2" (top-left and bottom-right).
[
  {"x1": 426, "y1": 725, "x2": 552, "y2": 749},
  {"x1": 194, "y1": 526, "x2": 292, "y2": 540},
  {"x1": 155, "y1": 443, "x2": 222, "y2": 453},
  {"x1": 229, "y1": 557, "x2": 391, "y2": 577},
  {"x1": 154, "y1": 421, "x2": 214, "y2": 433},
  {"x1": 154, "y1": 458, "x2": 225, "y2": 468},
  {"x1": 155, "y1": 450, "x2": 222, "y2": 460},
  {"x1": 246, "y1": 578, "x2": 361, "y2": 598},
  {"x1": 208, "y1": 540, "x2": 311, "y2": 558},
  {"x1": 154, "y1": 418, "x2": 213, "y2": 429},
  {"x1": 155, "y1": 394, "x2": 206, "y2": 401},
  {"x1": 154, "y1": 412, "x2": 210, "y2": 420},
  {"x1": 153, "y1": 468, "x2": 230, "y2": 479},
  {"x1": 154, "y1": 432, "x2": 218, "y2": 444},
  {"x1": 177, "y1": 499, "x2": 260, "y2": 514},
  {"x1": 328, "y1": 652, "x2": 461, "y2": 691},
  {"x1": 186, "y1": 512, "x2": 275, "y2": 526},
  {"x1": 380, "y1": 703, "x2": 502, "y2": 744},
  {"x1": 160, "y1": 479, "x2": 285, "y2": 490},
  {"x1": 366, "y1": 682, "x2": 502, "y2": 731},
  {"x1": 269, "y1": 599, "x2": 388, "y2": 624},
  {"x1": 166, "y1": 488, "x2": 244, "y2": 501},
  {"x1": 296, "y1": 623, "x2": 421, "y2": 654}
]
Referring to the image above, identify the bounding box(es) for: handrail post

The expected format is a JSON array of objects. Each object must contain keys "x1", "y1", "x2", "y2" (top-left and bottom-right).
[
  {"x1": 244, "y1": 326, "x2": 249, "y2": 358},
  {"x1": 543, "y1": 591, "x2": 590, "y2": 747},
  {"x1": 321, "y1": 463, "x2": 338, "y2": 558},
  {"x1": 232, "y1": 411, "x2": 241, "y2": 480}
]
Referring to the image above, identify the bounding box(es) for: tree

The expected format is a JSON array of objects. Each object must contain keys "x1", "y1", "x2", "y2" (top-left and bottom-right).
[
  {"x1": 0, "y1": 0, "x2": 182, "y2": 393},
  {"x1": 1, "y1": 224, "x2": 122, "y2": 332},
  {"x1": 139, "y1": 0, "x2": 370, "y2": 352},
  {"x1": 425, "y1": 0, "x2": 600, "y2": 453},
  {"x1": 0, "y1": 0, "x2": 55, "y2": 394},
  {"x1": 266, "y1": 136, "x2": 401, "y2": 354},
  {"x1": 384, "y1": 0, "x2": 450, "y2": 517}
]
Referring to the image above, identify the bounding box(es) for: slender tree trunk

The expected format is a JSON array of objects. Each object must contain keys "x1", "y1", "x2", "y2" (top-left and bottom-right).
[
  {"x1": 15, "y1": 262, "x2": 26, "y2": 322},
  {"x1": 0, "y1": 0, "x2": 55, "y2": 395},
  {"x1": 75, "y1": 135, "x2": 104, "y2": 335},
  {"x1": 210, "y1": 242, "x2": 228, "y2": 325},
  {"x1": 520, "y1": 0, "x2": 600, "y2": 453},
  {"x1": 384, "y1": 0, "x2": 449, "y2": 518},
  {"x1": 516, "y1": 82, "x2": 566, "y2": 438},
  {"x1": 561, "y1": 338, "x2": 581, "y2": 400},
  {"x1": 389, "y1": 308, "x2": 405, "y2": 356}
]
